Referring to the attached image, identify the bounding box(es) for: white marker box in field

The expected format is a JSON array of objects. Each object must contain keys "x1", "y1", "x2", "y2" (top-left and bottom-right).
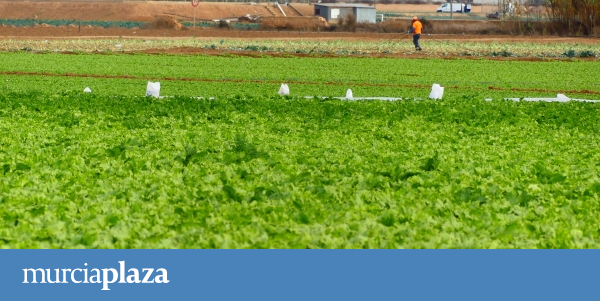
[
  {"x1": 146, "y1": 82, "x2": 160, "y2": 97},
  {"x1": 429, "y1": 84, "x2": 444, "y2": 100},
  {"x1": 278, "y1": 84, "x2": 289, "y2": 96},
  {"x1": 346, "y1": 89, "x2": 353, "y2": 99}
]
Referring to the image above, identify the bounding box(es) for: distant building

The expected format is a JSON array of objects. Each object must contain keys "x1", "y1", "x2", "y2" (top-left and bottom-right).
[{"x1": 313, "y1": 3, "x2": 376, "y2": 24}]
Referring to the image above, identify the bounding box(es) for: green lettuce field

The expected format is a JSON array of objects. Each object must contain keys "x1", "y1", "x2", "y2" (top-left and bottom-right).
[{"x1": 1, "y1": 51, "x2": 600, "y2": 248}]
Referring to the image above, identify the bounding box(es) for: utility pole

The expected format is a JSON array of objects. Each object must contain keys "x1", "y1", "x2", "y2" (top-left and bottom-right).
[{"x1": 450, "y1": 0, "x2": 453, "y2": 19}]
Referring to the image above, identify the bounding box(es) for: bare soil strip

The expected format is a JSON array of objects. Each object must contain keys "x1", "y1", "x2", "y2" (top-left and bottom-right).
[{"x1": 0, "y1": 2, "x2": 317, "y2": 21}]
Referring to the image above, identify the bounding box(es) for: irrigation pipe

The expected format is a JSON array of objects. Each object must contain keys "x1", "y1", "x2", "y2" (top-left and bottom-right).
[
  {"x1": 148, "y1": 95, "x2": 600, "y2": 103},
  {"x1": 397, "y1": 33, "x2": 411, "y2": 42}
]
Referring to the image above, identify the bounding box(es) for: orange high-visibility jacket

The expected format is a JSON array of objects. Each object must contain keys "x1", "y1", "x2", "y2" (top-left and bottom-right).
[{"x1": 411, "y1": 21, "x2": 423, "y2": 34}]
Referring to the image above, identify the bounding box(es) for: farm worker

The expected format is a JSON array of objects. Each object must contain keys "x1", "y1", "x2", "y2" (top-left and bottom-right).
[{"x1": 408, "y1": 16, "x2": 423, "y2": 51}]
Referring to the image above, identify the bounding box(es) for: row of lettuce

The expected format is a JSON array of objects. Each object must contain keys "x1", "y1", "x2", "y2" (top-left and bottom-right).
[
  {"x1": 0, "y1": 52, "x2": 597, "y2": 99},
  {"x1": 1, "y1": 92, "x2": 600, "y2": 248}
]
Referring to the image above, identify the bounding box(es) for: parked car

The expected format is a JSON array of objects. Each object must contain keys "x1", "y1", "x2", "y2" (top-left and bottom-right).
[
  {"x1": 486, "y1": 11, "x2": 500, "y2": 19},
  {"x1": 436, "y1": 3, "x2": 471, "y2": 13}
]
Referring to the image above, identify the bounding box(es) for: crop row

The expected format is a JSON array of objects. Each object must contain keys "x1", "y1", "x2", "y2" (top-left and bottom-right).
[
  {"x1": 0, "y1": 19, "x2": 144, "y2": 29},
  {"x1": 2, "y1": 39, "x2": 599, "y2": 58},
  {"x1": 1, "y1": 92, "x2": 600, "y2": 248},
  {"x1": 1, "y1": 52, "x2": 598, "y2": 99},
  {"x1": 2, "y1": 52, "x2": 599, "y2": 248}
]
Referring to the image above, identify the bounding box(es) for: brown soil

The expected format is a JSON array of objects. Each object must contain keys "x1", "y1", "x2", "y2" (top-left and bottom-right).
[
  {"x1": 145, "y1": 16, "x2": 183, "y2": 30},
  {"x1": 0, "y1": 1, "x2": 315, "y2": 22},
  {"x1": 260, "y1": 16, "x2": 328, "y2": 30}
]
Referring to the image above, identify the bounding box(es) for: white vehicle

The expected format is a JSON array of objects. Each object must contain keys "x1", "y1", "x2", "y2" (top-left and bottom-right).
[{"x1": 436, "y1": 3, "x2": 471, "y2": 13}]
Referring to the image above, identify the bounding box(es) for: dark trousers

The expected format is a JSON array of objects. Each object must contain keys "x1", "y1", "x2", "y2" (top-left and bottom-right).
[{"x1": 413, "y1": 34, "x2": 421, "y2": 49}]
